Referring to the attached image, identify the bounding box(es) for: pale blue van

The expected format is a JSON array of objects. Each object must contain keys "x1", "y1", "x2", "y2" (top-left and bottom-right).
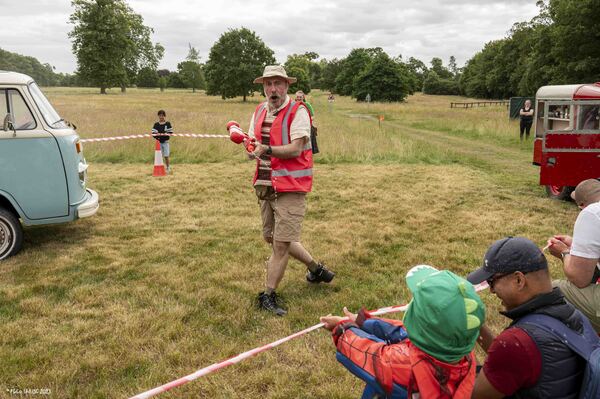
[{"x1": 0, "y1": 71, "x2": 99, "y2": 260}]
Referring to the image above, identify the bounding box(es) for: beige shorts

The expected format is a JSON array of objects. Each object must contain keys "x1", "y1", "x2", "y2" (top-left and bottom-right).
[
  {"x1": 553, "y1": 279, "x2": 600, "y2": 332},
  {"x1": 260, "y1": 192, "x2": 306, "y2": 242}
]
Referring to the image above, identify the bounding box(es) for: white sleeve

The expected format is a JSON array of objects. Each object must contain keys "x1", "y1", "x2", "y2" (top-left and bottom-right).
[
  {"x1": 289, "y1": 106, "x2": 311, "y2": 142},
  {"x1": 570, "y1": 209, "x2": 600, "y2": 259},
  {"x1": 248, "y1": 112, "x2": 256, "y2": 138}
]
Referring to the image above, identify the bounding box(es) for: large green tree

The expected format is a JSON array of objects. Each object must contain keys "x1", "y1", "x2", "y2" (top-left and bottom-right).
[
  {"x1": 353, "y1": 52, "x2": 411, "y2": 102},
  {"x1": 69, "y1": 0, "x2": 163, "y2": 94},
  {"x1": 335, "y1": 48, "x2": 383, "y2": 96},
  {"x1": 178, "y1": 45, "x2": 205, "y2": 92},
  {"x1": 319, "y1": 58, "x2": 343, "y2": 92},
  {"x1": 204, "y1": 27, "x2": 275, "y2": 101},
  {"x1": 284, "y1": 53, "x2": 319, "y2": 94},
  {"x1": 547, "y1": 0, "x2": 600, "y2": 84}
]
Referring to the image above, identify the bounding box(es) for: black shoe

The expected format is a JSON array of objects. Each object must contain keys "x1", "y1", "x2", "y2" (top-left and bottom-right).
[
  {"x1": 306, "y1": 263, "x2": 335, "y2": 284},
  {"x1": 257, "y1": 292, "x2": 287, "y2": 316}
]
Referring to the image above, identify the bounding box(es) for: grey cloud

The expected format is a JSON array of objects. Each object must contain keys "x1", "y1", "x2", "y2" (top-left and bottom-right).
[{"x1": 0, "y1": 0, "x2": 539, "y2": 73}]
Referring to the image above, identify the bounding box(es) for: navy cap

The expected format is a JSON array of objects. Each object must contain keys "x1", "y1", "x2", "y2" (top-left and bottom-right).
[{"x1": 467, "y1": 237, "x2": 548, "y2": 284}]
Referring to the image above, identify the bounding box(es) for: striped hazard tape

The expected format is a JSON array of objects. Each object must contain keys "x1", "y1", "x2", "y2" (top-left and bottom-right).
[
  {"x1": 129, "y1": 282, "x2": 489, "y2": 399},
  {"x1": 80, "y1": 133, "x2": 228, "y2": 143}
]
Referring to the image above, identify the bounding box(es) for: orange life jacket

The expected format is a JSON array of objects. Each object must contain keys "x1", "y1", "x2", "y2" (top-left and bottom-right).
[{"x1": 334, "y1": 318, "x2": 476, "y2": 399}]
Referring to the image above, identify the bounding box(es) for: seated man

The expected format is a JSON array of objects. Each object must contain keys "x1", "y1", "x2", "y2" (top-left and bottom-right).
[
  {"x1": 320, "y1": 265, "x2": 485, "y2": 399},
  {"x1": 548, "y1": 179, "x2": 600, "y2": 332},
  {"x1": 468, "y1": 237, "x2": 595, "y2": 399}
]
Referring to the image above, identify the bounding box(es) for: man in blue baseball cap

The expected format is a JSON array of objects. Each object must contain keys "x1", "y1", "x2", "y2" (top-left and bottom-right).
[{"x1": 468, "y1": 237, "x2": 591, "y2": 399}]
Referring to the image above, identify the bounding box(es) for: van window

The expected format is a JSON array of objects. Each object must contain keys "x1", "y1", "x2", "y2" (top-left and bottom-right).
[
  {"x1": 7, "y1": 90, "x2": 36, "y2": 130},
  {"x1": 28, "y1": 82, "x2": 65, "y2": 128},
  {"x1": 0, "y1": 90, "x2": 7, "y2": 115},
  {"x1": 577, "y1": 105, "x2": 600, "y2": 131}
]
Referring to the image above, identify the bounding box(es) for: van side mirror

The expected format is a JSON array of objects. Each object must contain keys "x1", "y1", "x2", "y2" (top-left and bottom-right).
[
  {"x1": 3, "y1": 114, "x2": 17, "y2": 137},
  {"x1": 3, "y1": 113, "x2": 14, "y2": 131}
]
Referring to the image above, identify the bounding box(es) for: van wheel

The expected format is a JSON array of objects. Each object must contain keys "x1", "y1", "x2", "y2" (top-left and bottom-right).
[
  {"x1": 0, "y1": 207, "x2": 23, "y2": 260},
  {"x1": 546, "y1": 185, "x2": 574, "y2": 201}
]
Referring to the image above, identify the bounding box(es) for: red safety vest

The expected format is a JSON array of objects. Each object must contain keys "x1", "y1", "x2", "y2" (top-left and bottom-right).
[{"x1": 252, "y1": 100, "x2": 313, "y2": 193}]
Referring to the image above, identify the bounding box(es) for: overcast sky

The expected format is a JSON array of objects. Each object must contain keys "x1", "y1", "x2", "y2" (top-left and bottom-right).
[{"x1": 0, "y1": 0, "x2": 539, "y2": 74}]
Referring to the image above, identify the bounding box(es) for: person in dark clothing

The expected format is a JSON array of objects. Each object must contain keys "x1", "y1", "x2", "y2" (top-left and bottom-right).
[
  {"x1": 152, "y1": 109, "x2": 173, "y2": 172},
  {"x1": 519, "y1": 100, "x2": 534, "y2": 141},
  {"x1": 468, "y1": 237, "x2": 590, "y2": 399}
]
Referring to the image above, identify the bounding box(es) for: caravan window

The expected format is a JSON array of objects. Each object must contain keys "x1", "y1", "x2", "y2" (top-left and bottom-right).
[{"x1": 576, "y1": 105, "x2": 600, "y2": 131}]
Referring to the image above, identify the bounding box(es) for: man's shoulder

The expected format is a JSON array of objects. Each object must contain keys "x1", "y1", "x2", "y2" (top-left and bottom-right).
[
  {"x1": 493, "y1": 326, "x2": 540, "y2": 352},
  {"x1": 582, "y1": 202, "x2": 600, "y2": 219}
]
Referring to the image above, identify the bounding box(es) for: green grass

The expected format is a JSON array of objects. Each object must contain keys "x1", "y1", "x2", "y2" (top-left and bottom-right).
[{"x1": 0, "y1": 88, "x2": 579, "y2": 398}]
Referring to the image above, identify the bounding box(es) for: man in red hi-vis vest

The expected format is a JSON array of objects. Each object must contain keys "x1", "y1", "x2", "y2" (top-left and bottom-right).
[{"x1": 248, "y1": 65, "x2": 335, "y2": 316}]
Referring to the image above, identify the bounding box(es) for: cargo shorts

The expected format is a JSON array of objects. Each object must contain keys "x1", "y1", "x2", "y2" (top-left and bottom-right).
[
  {"x1": 260, "y1": 191, "x2": 306, "y2": 243},
  {"x1": 553, "y1": 279, "x2": 600, "y2": 332}
]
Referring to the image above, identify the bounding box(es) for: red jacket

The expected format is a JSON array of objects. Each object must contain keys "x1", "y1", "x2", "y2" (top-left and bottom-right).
[
  {"x1": 333, "y1": 315, "x2": 476, "y2": 398},
  {"x1": 252, "y1": 100, "x2": 313, "y2": 192}
]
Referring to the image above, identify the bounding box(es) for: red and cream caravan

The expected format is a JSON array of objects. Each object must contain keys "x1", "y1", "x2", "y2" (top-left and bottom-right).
[{"x1": 533, "y1": 83, "x2": 600, "y2": 199}]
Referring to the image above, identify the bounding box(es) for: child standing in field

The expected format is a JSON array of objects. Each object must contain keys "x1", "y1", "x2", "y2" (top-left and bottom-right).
[{"x1": 152, "y1": 110, "x2": 173, "y2": 173}]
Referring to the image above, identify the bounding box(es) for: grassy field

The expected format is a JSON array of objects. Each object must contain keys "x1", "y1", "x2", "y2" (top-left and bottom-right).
[{"x1": 0, "y1": 88, "x2": 578, "y2": 398}]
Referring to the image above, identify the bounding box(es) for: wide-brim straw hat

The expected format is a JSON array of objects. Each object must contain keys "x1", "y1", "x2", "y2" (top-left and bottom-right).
[{"x1": 253, "y1": 65, "x2": 297, "y2": 84}]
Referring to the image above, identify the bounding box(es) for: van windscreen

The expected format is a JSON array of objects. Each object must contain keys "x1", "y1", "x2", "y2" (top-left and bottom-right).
[{"x1": 28, "y1": 82, "x2": 66, "y2": 128}]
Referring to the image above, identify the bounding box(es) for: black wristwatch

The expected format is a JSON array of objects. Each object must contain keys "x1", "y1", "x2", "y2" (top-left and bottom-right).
[{"x1": 266, "y1": 145, "x2": 273, "y2": 155}]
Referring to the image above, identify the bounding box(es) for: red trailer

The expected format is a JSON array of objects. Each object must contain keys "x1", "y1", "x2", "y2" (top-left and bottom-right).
[{"x1": 532, "y1": 83, "x2": 600, "y2": 199}]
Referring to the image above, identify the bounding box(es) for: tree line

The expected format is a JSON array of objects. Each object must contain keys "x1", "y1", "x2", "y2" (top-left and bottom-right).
[
  {"x1": 5, "y1": 0, "x2": 596, "y2": 101},
  {"x1": 459, "y1": 0, "x2": 600, "y2": 99}
]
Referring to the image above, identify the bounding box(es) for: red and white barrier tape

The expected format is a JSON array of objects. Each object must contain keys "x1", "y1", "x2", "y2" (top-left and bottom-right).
[
  {"x1": 80, "y1": 133, "x2": 228, "y2": 143},
  {"x1": 129, "y1": 281, "x2": 489, "y2": 399}
]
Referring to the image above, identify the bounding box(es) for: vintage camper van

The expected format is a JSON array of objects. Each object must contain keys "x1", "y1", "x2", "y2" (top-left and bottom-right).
[
  {"x1": 532, "y1": 83, "x2": 600, "y2": 199},
  {"x1": 0, "y1": 71, "x2": 99, "y2": 260}
]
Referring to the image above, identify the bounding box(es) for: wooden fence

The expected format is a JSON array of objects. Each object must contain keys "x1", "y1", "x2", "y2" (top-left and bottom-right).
[{"x1": 450, "y1": 101, "x2": 509, "y2": 109}]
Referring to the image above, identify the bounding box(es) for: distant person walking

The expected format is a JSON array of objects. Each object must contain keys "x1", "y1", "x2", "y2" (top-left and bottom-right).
[
  {"x1": 295, "y1": 90, "x2": 319, "y2": 154},
  {"x1": 152, "y1": 110, "x2": 173, "y2": 173},
  {"x1": 519, "y1": 99, "x2": 534, "y2": 141}
]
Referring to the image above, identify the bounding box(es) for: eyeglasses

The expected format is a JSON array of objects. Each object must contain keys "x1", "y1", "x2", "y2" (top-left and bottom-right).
[
  {"x1": 486, "y1": 270, "x2": 531, "y2": 288},
  {"x1": 486, "y1": 273, "x2": 511, "y2": 288}
]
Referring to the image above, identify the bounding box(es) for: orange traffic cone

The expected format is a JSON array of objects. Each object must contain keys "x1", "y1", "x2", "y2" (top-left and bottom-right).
[{"x1": 153, "y1": 140, "x2": 167, "y2": 177}]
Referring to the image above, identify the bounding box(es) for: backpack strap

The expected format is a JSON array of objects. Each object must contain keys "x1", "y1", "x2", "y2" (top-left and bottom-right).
[{"x1": 516, "y1": 312, "x2": 599, "y2": 361}]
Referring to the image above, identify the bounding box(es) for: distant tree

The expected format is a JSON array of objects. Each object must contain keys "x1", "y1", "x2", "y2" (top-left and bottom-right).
[
  {"x1": 406, "y1": 57, "x2": 428, "y2": 93},
  {"x1": 423, "y1": 71, "x2": 460, "y2": 95},
  {"x1": 0, "y1": 48, "x2": 61, "y2": 86},
  {"x1": 319, "y1": 58, "x2": 343, "y2": 91},
  {"x1": 178, "y1": 45, "x2": 205, "y2": 92},
  {"x1": 287, "y1": 66, "x2": 310, "y2": 94},
  {"x1": 335, "y1": 48, "x2": 383, "y2": 96},
  {"x1": 204, "y1": 27, "x2": 275, "y2": 101},
  {"x1": 430, "y1": 57, "x2": 453, "y2": 79},
  {"x1": 69, "y1": 0, "x2": 163, "y2": 94},
  {"x1": 158, "y1": 76, "x2": 167, "y2": 92},
  {"x1": 284, "y1": 53, "x2": 319, "y2": 93},
  {"x1": 353, "y1": 52, "x2": 411, "y2": 102},
  {"x1": 136, "y1": 67, "x2": 159, "y2": 87},
  {"x1": 157, "y1": 69, "x2": 170, "y2": 77},
  {"x1": 167, "y1": 72, "x2": 186, "y2": 88},
  {"x1": 448, "y1": 56, "x2": 459, "y2": 76}
]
